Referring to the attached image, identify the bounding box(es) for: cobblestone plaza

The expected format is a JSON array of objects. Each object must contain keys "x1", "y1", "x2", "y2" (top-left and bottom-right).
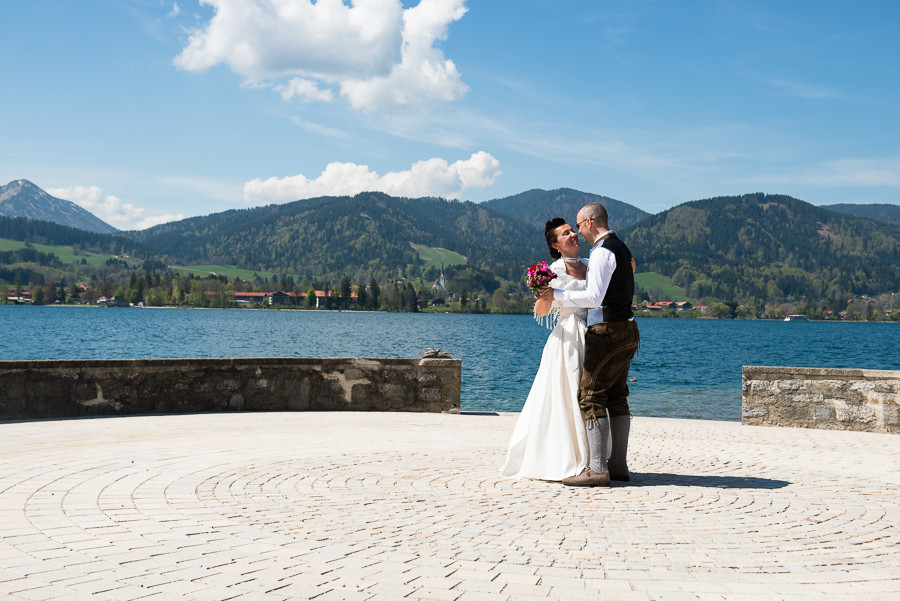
[{"x1": 1, "y1": 412, "x2": 898, "y2": 600}]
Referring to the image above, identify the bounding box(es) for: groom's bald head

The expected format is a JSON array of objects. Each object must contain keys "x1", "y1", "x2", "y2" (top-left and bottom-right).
[{"x1": 580, "y1": 203, "x2": 609, "y2": 228}]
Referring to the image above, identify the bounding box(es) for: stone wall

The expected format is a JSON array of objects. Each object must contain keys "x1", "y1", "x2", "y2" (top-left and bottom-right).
[
  {"x1": 0, "y1": 357, "x2": 461, "y2": 420},
  {"x1": 742, "y1": 366, "x2": 899, "y2": 434}
]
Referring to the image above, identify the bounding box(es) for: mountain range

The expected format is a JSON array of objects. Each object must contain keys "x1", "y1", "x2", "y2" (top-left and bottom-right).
[
  {"x1": 0, "y1": 180, "x2": 117, "y2": 234},
  {"x1": 128, "y1": 192, "x2": 534, "y2": 283},
  {"x1": 625, "y1": 193, "x2": 898, "y2": 301},
  {"x1": 481, "y1": 188, "x2": 651, "y2": 231},
  {"x1": 1, "y1": 179, "x2": 898, "y2": 306},
  {"x1": 820, "y1": 203, "x2": 900, "y2": 225}
]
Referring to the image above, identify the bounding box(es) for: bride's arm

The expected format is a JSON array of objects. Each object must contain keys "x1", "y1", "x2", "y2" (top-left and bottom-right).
[
  {"x1": 534, "y1": 283, "x2": 557, "y2": 316},
  {"x1": 534, "y1": 295, "x2": 552, "y2": 317}
]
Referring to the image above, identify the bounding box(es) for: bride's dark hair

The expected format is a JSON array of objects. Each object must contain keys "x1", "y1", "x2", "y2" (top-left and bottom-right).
[{"x1": 544, "y1": 217, "x2": 567, "y2": 260}]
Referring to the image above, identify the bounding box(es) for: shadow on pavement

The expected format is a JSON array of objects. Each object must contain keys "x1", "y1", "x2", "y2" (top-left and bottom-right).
[{"x1": 628, "y1": 472, "x2": 790, "y2": 489}]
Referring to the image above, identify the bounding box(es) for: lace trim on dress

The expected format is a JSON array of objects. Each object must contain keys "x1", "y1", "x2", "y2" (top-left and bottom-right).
[
  {"x1": 533, "y1": 303, "x2": 559, "y2": 330},
  {"x1": 533, "y1": 273, "x2": 561, "y2": 329}
]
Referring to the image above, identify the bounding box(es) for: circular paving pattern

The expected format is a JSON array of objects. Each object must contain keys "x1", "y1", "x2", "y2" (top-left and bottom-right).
[{"x1": 1, "y1": 412, "x2": 899, "y2": 600}]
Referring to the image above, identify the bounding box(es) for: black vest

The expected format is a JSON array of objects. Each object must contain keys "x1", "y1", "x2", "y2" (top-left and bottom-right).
[{"x1": 600, "y1": 233, "x2": 634, "y2": 322}]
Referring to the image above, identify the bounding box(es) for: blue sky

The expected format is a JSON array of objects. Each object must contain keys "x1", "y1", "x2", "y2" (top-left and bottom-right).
[{"x1": 2, "y1": 1, "x2": 899, "y2": 230}]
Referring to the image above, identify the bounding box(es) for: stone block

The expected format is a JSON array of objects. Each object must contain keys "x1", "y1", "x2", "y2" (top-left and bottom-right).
[
  {"x1": 814, "y1": 405, "x2": 833, "y2": 420},
  {"x1": 419, "y1": 387, "x2": 442, "y2": 403},
  {"x1": 749, "y1": 379, "x2": 775, "y2": 392},
  {"x1": 883, "y1": 405, "x2": 900, "y2": 425},
  {"x1": 776, "y1": 379, "x2": 805, "y2": 392},
  {"x1": 835, "y1": 402, "x2": 876, "y2": 424},
  {"x1": 741, "y1": 406, "x2": 767, "y2": 419},
  {"x1": 790, "y1": 393, "x2": 823, "y2": 404}
]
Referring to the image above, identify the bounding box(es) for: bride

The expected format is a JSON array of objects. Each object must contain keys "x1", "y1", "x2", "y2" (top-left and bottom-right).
[{"x1": 500, "y1": 218, "x2": 590, "y2": 480}]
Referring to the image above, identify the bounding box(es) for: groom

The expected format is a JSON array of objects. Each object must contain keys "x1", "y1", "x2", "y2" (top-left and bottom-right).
[{"x1": 538, "y1": 202, "x2": 640, "y2": 487}]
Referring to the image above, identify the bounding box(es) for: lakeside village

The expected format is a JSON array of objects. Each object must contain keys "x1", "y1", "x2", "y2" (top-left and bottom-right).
[{"x1": 3, "y1": 268, "x2": 897, "y2": 322}]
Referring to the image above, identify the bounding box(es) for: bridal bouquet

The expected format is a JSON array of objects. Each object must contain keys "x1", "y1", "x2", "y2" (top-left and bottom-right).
[{"x1": 525, "y1": 261, "x2": 555, "y2": 291}]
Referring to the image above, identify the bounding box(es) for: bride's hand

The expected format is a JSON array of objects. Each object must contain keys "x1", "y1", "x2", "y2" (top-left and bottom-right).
[
  {"x1": 534, "y1": 286, "x2": 554, "y2": 317},
  {"x1": 535, "y1": 286, "x2": 553, "y2": 301}
]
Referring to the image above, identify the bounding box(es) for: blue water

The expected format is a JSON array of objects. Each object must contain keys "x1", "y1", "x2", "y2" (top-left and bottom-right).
[{"x1": 1, "y1": 305, "x2": 897, "y2": 421}]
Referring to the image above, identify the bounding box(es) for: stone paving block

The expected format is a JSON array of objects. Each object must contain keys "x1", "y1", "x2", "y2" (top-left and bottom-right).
[
  {"x1": 539, "y1": 575, "x2": 586, "y2": 589},
  {"x1": 495, "y1": 572, "x2": 539, "y2": 586},
  {"x1": 598, "y1": 591, "x2": 651, "y2": 601},
  {"x1": 454, "y1": 592, "x2": 510, "y2": 601},
  {"x1": 536, "y1": 566, "x2": 582, "y2": 579},
  {"x1": 176, "y1": 584, "x2": 246, "y2": 601},
  {"x1": 644, "y1": 592, "x2": 702, "y2": 601},
  {"x1": 408, "y1": 587, "x2": 463, "y2": 601},
  {"x1": 310, "y1": 589, "x2": 375, "y2": 601},
  {"x1": 223, "y1": 591, "x2": 290, "y2": 601},
  {"x1": 9, "y1": 584, "x2": 71, "y2": 601},
  {"x1": 411, "y1": 576, "x2": 464, "y2": 591},
  {"x1": 501, "y1": 581, "x2": 552, "y2": 597},
  {"x1": 92, "y1": 584, "x2": 164, "y2": 600},
  {"x1": 452, "y1": 569, "x2": 500, "y2": 583},
  {"x1": 407, "y1": 565, "x2": 459, "y2": 579},
  {"x1": 545, "y1": 586, "x2": 602, "y2": 600},
  {"x1": 452, "y1": 559, "x2": 499, "y2": 572},
  {"x1": 66, "y1": 577, "x2": 126, "y2": 595},
  {"x1": 23, "y1": 591, "x2": 105, "y2": 601},
  {"x1": 456, "y1": 578, "x2": 505, "y2": 594},
  {"x1": 583, "y1": 578, "x2": 633, "y2": 592}
]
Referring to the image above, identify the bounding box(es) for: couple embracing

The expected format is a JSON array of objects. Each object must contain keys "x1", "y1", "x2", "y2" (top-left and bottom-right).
[{"x1": 501, "y1": 202, "x2": 640, "y2": 487}]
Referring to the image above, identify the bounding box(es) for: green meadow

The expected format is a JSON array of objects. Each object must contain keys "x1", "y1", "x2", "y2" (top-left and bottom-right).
[
  {"x1": 411, "y1": 243, "x2": 467, "y2": 272},
  {"x1": 170, "y1": 264, "x2": 291, "y2": 281},
  {"x1": 0, "y1": 237, "x2": 115, "y2": 267},
  {"x1": 634, "y1": 271, "x2": 688, "y2": 301}
]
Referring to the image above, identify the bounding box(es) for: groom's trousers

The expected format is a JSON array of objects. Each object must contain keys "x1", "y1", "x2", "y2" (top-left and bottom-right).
[{"x1": 579, "y1": 320, "x2": 640, "y2": 421}]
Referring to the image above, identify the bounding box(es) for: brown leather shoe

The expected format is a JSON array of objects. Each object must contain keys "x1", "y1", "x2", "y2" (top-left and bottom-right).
[{"x1": 562, "y1": 467, "x2": 610, "y2": 487}]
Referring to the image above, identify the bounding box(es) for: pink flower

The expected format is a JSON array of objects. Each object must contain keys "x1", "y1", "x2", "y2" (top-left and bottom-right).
[{"x1": 525, "y1": 261, "x2": 555, "y2": 291}]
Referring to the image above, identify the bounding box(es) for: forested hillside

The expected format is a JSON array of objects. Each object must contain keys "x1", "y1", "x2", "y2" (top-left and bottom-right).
[
  {"x1": 0, "y1": 216, "x2": 150, "y2": 258},
  {"x1": 822, "y1": 203, "x2": 900, "y2": 225},
  {"x1": 482, "y1": 188, "x2": 650, "y2": 231},
  {"x1": 130, "y1": 192, "x2": 546, "y2": 284},
  {"x1": 623, "y1": 193, "x2": 899, "y2": 305}
]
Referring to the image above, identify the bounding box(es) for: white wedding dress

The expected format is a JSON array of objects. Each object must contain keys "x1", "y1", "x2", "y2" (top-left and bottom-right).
[{"x1": 500, "y1": 258, "x2": 589, "y2": 481}]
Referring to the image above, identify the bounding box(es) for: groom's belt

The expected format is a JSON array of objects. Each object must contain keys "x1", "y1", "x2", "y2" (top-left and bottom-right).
[{"x1": 587, "y1": 320, "x2": 634, "y2": 328}]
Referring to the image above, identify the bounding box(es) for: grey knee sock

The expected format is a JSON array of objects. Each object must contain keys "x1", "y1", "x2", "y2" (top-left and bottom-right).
[{"x1": 587, "y1": 417, "x2": 610, "y2": 473}]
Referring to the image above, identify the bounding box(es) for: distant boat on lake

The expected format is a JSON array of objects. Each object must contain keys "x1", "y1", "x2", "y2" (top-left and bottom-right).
[{"x1": 784, "y1": 314, "x2": 809, "y2": 322}]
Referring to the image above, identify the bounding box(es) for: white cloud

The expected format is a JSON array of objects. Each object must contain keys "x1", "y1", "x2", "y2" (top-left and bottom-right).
[
  {"x1": 275, "y1": 77, "x2": 334, "y2": 102},
  {"x1": 160, "y1": 175, "x2": 244, "y2": 202},
  {"x1": 742, "y1": 72, "x2": 842, "y2": 101},
  {"x1": 243, "y1": 151, "x2": 501, "y2": 203},
  {"x1": 134, "y1": 213, "x2": 186, "y2": 230},
  {"x1": 340, "y1": 0, "x2": 469, "y2": 112},
  {"x1": 754, "y1": 157, "x2": 900, "y2": 188},
  {"x1": 168, "y1": 3, "x2": 182, "y2": 18},
  {"x1": 285, "y1": 115, "x2": 350, "y2": 138},
  {"x1": 174, "y1": 0, "x2": 468, "y2": 111},
  {"x1": 764, "y1": 77, "x2": 840, "y2": 100},
  {"x1": 48, "y1": 185, "x2": 184, "y2": 231}
]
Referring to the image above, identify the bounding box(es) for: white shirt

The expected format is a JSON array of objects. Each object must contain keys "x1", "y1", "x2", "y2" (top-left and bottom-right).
[{"x1": 553, "y1": 236, "x2": 617, "y2": 326}]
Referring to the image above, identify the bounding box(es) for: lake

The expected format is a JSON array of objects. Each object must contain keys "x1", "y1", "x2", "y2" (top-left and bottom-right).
[{"x1": 1, "y1": 305, "x2": 897, "y2": 421}]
